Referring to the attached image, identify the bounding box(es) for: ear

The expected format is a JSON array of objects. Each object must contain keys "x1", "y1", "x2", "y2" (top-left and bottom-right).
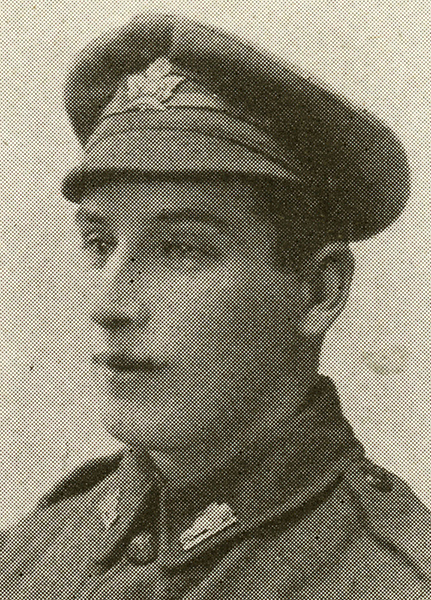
[{"x1": 297, "y1": 242, "x2": 354, "y2": 337}]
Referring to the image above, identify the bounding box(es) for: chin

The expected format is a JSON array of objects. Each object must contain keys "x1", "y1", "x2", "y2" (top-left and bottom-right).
[
  {"x1": 98, "y1": 395, "x2": 213, "y2": 453},
  {"x1": 97, "y1": 369, "x2": 258, "y2": 452},
  {"x1": 102, "y1": 417, "x2": 208, "y2": 455}
]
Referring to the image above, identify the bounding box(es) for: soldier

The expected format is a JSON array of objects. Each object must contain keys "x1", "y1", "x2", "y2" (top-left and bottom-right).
[{"x1": 1, "y1": 12, "x2": 430, "y2": 600}]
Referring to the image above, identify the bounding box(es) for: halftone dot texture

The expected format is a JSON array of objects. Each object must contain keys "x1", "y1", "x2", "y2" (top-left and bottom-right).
[
  {"x1": 1, "y1": 380, "x2": 430, "y2": 597},
  {"x1": 62, "y1": 13, "x2": 410, "y2": 243},
  {"x1": 1, "y1": 9, "x2": 430, "y2": 600}
]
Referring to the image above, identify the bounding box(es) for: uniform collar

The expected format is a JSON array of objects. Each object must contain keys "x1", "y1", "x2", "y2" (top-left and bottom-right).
[{"x1": 105, "y1": 376, "x2": 364, "y2": 569}]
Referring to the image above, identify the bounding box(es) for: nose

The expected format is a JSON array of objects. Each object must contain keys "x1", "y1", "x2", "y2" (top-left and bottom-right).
[
  {"x1": 91, "y1": 310, "x2": 133, "y2": 333},
  {"x1": 88, "y1": 250, "x2": 151, "y2": 333}
]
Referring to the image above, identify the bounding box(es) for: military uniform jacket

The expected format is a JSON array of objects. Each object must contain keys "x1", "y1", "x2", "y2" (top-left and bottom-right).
[{"x1": 1, "y1": 377, "x2": 430, "y2": 599}]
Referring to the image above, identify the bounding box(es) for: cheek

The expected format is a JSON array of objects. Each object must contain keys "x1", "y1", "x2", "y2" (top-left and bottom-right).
[{"x1": 146, "y1": 264, "x2": 301, "y2": 363}]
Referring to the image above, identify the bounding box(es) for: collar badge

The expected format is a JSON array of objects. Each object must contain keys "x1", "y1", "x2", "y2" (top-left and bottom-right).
[
  {"x1": 97, "y1": 487, "x2": 121, "y2": 530},
  {"x1": 180, "y1": 502, "x2": 238, "y2": 551}
]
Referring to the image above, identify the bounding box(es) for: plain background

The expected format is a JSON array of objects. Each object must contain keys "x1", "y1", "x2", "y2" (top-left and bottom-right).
[{"x1": 1, "y1": 0, "x2": 430, "y2": 530}]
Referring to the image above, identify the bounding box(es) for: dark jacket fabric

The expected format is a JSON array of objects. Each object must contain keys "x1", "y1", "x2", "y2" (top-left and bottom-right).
[{"x1": 1, "y1": 377, "x2": 430, "y2": 599}]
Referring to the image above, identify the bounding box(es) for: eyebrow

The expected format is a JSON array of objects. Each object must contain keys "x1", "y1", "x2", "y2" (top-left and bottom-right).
[
  {"x1": 156, "y1": 208, "x2": 231, "y2": 231},
  {"x1": 74, "y1": 207, "x2": 108, "y2": 226}
]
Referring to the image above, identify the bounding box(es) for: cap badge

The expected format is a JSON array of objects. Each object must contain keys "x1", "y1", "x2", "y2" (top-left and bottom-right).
[
  {"x1": 103, "y1": 57, "x2": 185, "y2": 116},
  {"x1": 97, "y1": 487, "x2": 121, "y2": 530},
  {"x1": 101, "y1": 56, "x2": 229, "y2": 120},
  {"x1": 126, "y1": 57, "x2": 185, "y2": 107},
  {"x1": 180, "y1": 502, "x2": 238, "y2": 551}
]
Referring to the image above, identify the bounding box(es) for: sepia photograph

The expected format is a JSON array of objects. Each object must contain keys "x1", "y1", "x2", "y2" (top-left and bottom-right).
[{"x1": 1, "y1": 1, "x2": 430, "y2": 597}]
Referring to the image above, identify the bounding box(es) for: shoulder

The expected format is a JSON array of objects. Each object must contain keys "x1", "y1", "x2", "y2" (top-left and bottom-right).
[
  {"x1": 37, "y1": 450, "x2": 124, "y2": 509},
  {"x1": 0, "y1": 452, "x2": 124, "y2": 562},
  {"x1": 258, "y1": 456, "x2": 430, "y2": 598},
  {"x1": 344, "y1": 456, "x2": 431, "y2": 582},
  {"x1": 0, "y1": 451, "x2": 126, "y2": 584}
]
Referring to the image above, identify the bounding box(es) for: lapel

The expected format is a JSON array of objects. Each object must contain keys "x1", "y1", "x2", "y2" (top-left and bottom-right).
[
  {"x1": 0, "y1": 454, "x2": 155, "y2": 597},
  {"x1": 88, "y1": 450, "x2": 158, "y2": 567}
]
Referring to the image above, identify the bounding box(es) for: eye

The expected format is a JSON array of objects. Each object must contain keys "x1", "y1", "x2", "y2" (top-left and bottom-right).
[
  {"x1": 81, "y1": 232, "x2": 116, "y2": 258},
  {"x1": 159, "y1": 239, "x2": 217, "y2": 265}
]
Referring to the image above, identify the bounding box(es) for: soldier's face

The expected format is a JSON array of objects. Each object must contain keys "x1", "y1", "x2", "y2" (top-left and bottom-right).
[{"x1": 76, "y1": 176, "x2": 306, "y2": 452}]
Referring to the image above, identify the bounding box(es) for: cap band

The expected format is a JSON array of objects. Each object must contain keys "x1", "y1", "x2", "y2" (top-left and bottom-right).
[
  {"x1": 88, "y1": 55, "x2": 300, "y2": 173},
  {"x1": 85, "y1": 109, "x2": 304, "y2": 175}
]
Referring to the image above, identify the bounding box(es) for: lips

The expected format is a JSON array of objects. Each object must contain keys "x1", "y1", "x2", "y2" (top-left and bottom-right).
[{"x1": 92, "y1": 352, "x2": 166, "y2": 374}]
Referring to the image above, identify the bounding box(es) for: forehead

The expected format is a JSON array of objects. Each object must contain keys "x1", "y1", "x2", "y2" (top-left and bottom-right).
[{"x1": 76, "y1": 175, "x2": 262, "y2": 227}]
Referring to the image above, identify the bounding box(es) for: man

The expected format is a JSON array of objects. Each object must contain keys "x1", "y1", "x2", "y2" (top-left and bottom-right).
[{"x1": 0, "y1": 12, "x2": 429, "y2": 599}]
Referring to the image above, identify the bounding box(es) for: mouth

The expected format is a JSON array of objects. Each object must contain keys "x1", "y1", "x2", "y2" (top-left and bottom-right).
[{"x1": 92, "y1": 352, "x2": 167, "y2": 375}]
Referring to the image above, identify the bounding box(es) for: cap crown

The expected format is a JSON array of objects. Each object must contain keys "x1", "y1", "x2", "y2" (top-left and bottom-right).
[{"x1": 64, "y1": 13, "x2": 409, "y2": 241}]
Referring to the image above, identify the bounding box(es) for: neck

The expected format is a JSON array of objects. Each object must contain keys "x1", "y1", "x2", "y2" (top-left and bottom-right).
[{"x1": 147, "y1": 369, "x2": 320, "y2": 490}]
